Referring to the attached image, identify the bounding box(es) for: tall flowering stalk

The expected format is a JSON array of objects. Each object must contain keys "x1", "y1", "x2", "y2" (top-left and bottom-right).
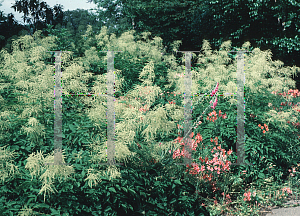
[
  {"x1": 177, "y1": 82, "x2": 220, "y2": 144},
  {"x1": 168, "y1": 82, "x2": 234, "y2": 195}
]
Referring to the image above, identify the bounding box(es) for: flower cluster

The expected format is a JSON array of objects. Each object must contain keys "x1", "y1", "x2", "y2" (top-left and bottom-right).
[
  {"x1": 180, "y1": 136, "x2": 233, "y2": 182},
  {"x1": 159, "y1": 91, "x2": 182, "y2": 98},
  {"x1": 243, "y1": 190, "x2": 256, "y2": 201},
  {"x1": 171, "y1": 132, "x2": 201, "y2": 160},
  {"x1": 194, "y1": 121, "x2": 202, "y2": 129},
  {"x1": 210, "y1": 82, "x2": 219, "y2": 97},
  {"x1": 288, "y1": 167, "x2": 296, "y2": 177},
  {"x1": 171, "y1": 98, "x2": 233, "y2": 189},
  {"x1": 282, "y1": 187, "x2": 292, "y2": 195},
  {"x1": 258, "y1": 123, "x2": 269, "y2": 134},
  {"x1": 209, "y1": 82, "x2": 219, "y2": 109},
  {"x1": 271, "y1": 89, "x2": 300, "y2": 98},
  {"x1": 221, "y1": 192, "x2": 232, "y2": 204},
  {"x1": 174, "y1": 73, "x2": 184, "y2": 78},
  {"x1": 206, "y1": 110, "x2": 227, "y2": 122}
]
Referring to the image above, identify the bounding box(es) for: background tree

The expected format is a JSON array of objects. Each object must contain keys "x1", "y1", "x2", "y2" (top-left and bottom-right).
[
  {"x1": 0, "y1": 0, "x2": 33, "y2": 51},
  {"x1": 40, "y1": 8, "x2": 110, "y2": 66},
  {"x1": 41, "y1": 3, "x2": 65, "y2": 29},
  {"x1": 87, "y1": 0, "x2": 300, "y2": 89},
  {"x1": 11, "y1": 0, "x2": 65, "y2": 36},
  {"x1": 54, "y1": 9, "x2": 107, "y2": 57},
  {"x1": 0, "y1": 0, "x2": 66, "y2": 53},
  {"x1": 86, "y1": 0, "x2": 205, "y2": 52},
  {"x1": 87, "y1": 0, "x2": 131, "y2": 36}
]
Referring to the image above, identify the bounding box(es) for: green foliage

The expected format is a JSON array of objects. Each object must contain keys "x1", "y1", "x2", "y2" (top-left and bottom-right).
[
  {"x1": 0, "y1": 24, "x2": 299, "y2": 215},
  {"x1": 0, "y1": 0, "x2": 66, "y2": 54},
  {"x1": 89, "y1": 0, "x2": 300, "y2": 91},
  {"x1": 52, "y1": 9, "x2": 108, "y2": 59},
  {"x1": 43, "y1": 24, "x2": 76, "y2": 52},
  {"x1": 11, "y1": 0, "x2": 65, "y2": 34}
]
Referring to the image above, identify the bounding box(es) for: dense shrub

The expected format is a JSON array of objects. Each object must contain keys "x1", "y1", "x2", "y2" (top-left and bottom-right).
[{"x1": 0, "y1": 25, "x2": 299, "y2": 215}]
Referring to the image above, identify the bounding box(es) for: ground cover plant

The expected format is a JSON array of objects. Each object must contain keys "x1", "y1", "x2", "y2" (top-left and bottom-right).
[{"x1": 0, "y1": 25, "x2": 300, "y2": 215}]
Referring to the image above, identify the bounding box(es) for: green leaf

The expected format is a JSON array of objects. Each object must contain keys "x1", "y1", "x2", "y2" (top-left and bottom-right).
[
  {"x1": 128, "y1": 188, "x2": 136, "y2": 196},
  {"x1": 121, "y1": 203, "x2": 127, "y2": 209},
  {"x1": 174, "y1": 179, "x2": 182, "y2": 185},
  {"x1": 50, "y1": 208, "x2": 60, "y2": 215},
  {"x1": 69, "y1": 124, "x2": 76, "y2": 132},
  {"x1": 26, "y1": 197, "x2": 35, "y2": 206},
  {"x1": 258, "y1": 172, "x2": 265, "y2": 179},
  {"x1": 35, "y1": 203, "x2": 50, "y2": 208},
  {"x1": 104, "y1": 206, "x2": 112, "y2": 212},
  {"x1": 115, "y1": 184, "x2": 121, "y2": 190},
  {"x1": 178, "y1": 196, "x2": 188, "y2": 201},
  {"x1": 122, "y1": 187, "x2": 128, "y2": 192},
  {"x1": 157, "y1": 203, "x2": 165, "y2": 209},
  {"x1": 108, "y1": 187, "x2": 116, "y2": 193},
  {"x1": 170, "y1": 198, "x2": 177, "y2": 204}
]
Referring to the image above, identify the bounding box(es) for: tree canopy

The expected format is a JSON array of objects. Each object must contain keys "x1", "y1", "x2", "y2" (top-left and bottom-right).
[{"x1": 87, "y1": 0, "x2": 300, "y2": 89}]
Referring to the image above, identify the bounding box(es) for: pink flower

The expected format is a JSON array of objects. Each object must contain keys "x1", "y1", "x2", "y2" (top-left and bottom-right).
[
  {"x1": 200, "y1": 165, "x2": 205, "y2": 172},
  {"x1": 172, "y1": 149, "x2": 182, "y2": 159},
  {"x1": 195, "y1": 133, "x2": 203, "y2": 143},
  {"x1": 282, "y1": 187, "x2": 293, "y2": 194},
  {"x1": 244, "y1": 191, "x2": 251, "y2": 201},
  {"x1": 210, "y1": 82, "x2": 219, "y2": 97},
  {"x1": 211, "y1": 97, "x2": 218, "y2": 109}
]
